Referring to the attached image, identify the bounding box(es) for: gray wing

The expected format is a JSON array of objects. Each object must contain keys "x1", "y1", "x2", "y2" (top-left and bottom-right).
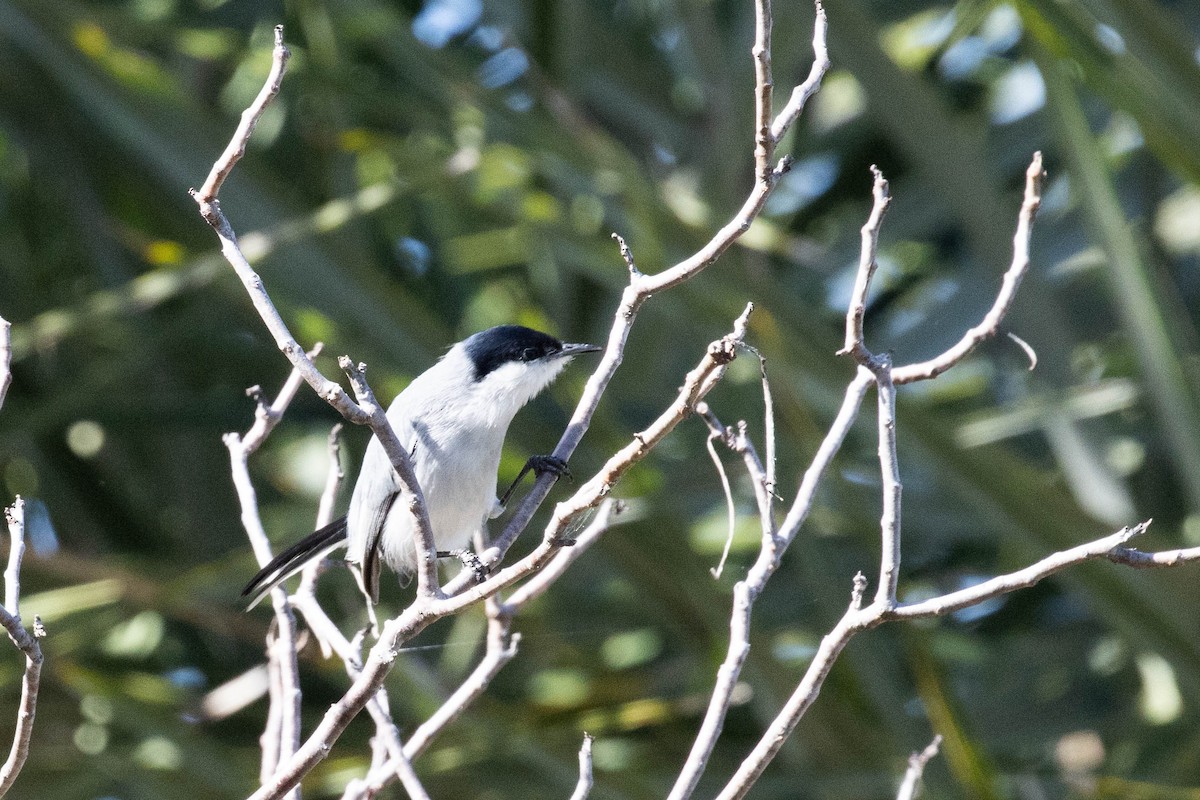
[{"x1": 347, "y1": 408, "x2": 418, "y2": 603}]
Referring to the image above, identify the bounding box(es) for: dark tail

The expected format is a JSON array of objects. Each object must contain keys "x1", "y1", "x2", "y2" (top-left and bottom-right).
[{"x1": 242, "y1": 516, "x2": 349, "y2": 609}]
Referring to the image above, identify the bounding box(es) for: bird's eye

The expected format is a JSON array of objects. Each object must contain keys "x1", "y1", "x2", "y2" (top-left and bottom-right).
[{"x1": 521, "y1": 347, "x2": 539, "y2": 361}]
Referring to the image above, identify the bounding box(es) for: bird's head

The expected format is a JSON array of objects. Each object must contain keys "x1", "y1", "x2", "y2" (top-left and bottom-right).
[{"x1": 457, "y1": 325, "x2": 601, "y2": 415}]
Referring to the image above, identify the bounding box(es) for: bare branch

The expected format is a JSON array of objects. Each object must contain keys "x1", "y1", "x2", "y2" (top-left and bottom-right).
[
  {"x1": 195, "y1": 26, "x2": 290, "y2": 202},
  {"x1": 501, "y1": 501, "x2": 620, "y2": 611},
  {"x1": 872, "y1": 356, "x2": 902, "y2": 608},
  {"x1": 698, "y1": 405, "x2": 739, "y2": 579},
  {"x1": 770, "y1": 1, "x2": 829, "y2": 142},
  {"x1": 2, "y1": 500, "x2": 24, "y2": 619},
  {"x1": 295, "y1": 423, "x2": 345, "y2": 658},
  {"x1": 245, "y1": 343, "x2": 324, "y2": 455},
  {"x1": 611, "y1": 233, "x2": 641, "y2": 277},
  {"x1": 839, "y1": 166, "x2": 891, "y2": 362},
  {"x1": 0, "y1": 317, "x2": 10, "y2": 411},
  {"x1": 752, "y1": 0, "x2": 775, "y2": 181},
  {"x1": 888, "y1": 521, "x2": 1153, "y2": 619},
  {"x1": 715, "y1": 598, "x2": 876, "y2": 800},
  {"x1": 1105, "y1": 541, "x2": 1200, "y2": 568},
  {"x1": 893, "y1": 152, "x2": 1045, "y2": 384},
  {"x1": 259, "y1": 626, "x2": 284, "y2": 784},
  {"x1": 896, "y1": 735, "x2": 943, "y2": 800},
  {"x1": 748, "y1": 346, "x2": 778, "y2": 508},
  {"x1": 850, "y1": 571, "x2": 868, "y2": 610},
  {"x1": 667, "y1": 406, "x2": 776, "y2": 800},
  {"x1": 356, "y1": 726, "x2": 431, "y2": 800},
  {"x1": 1006, "y1": 331, "x2": 1038, "y2": 371},
  {"x1": 227, "y1": 364, "x2": 313, "y2": 800},
  {"x1": 778, "y1": 368, "x2": 874, "y2": 545},
  {"x1": 317, "y1": 424, "x2": 344, "y2": 529},
  {"x1": 403, "y1": 601, "x2": 518, "y2": 760},
  {"x1": 0, "y1": 498, "x2": 42, "y2": 798},
  {"x1": 568, "y1": 734, "x2": 595, "y2": 800}
]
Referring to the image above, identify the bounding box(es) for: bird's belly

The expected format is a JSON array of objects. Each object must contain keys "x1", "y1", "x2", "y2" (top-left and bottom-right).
[{"x1": 378, "y1": 443, "x2": 498, "y2": 571}]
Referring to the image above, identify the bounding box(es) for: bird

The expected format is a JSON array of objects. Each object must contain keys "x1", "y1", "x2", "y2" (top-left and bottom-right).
[{"x1": 242, "y1": 325, "x2": 601, "y2": 608}]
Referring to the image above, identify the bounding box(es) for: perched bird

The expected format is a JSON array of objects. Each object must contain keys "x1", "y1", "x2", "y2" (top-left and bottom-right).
[{"x1": 243, "y1": 325, "x2": 601, "y2": 607}]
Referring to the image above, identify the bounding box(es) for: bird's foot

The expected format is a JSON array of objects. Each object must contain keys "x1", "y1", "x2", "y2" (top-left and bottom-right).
[
  {"x1": 499, "y1": 455, "x2": 573, "y2": 507},
  {"x1": 527, "y1": 454, "x2": 572, "y2": 480}
]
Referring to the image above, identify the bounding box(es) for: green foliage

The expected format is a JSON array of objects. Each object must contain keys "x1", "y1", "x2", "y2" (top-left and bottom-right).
[{"x1": 0, "y1": 0, "x2": 1198, "y2": 797}]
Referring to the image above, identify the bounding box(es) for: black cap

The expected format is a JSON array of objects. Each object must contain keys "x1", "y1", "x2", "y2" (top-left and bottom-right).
[{"x1": 464, "y1": 325, "x2": 601, "y2": 381}]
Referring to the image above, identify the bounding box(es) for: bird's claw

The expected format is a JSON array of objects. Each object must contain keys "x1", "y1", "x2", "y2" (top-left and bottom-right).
[
  {"x1": 499, "y1": 454, "x2": 573, "y2": 508},
  {"x1": 527, "y1": 454, "x2": 571, "y2": 480}
]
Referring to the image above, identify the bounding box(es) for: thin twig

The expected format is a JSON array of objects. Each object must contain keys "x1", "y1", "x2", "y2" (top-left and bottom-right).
[
  {"x1": 611, "y1": 233, "x2": 641, "y2": 277},
  {"x1": 839, "y1": 166, "x2": 890, "y2": 362},
  {"x1": 666, "y1": 406, "x2": 777, "y2": 800},
  {"x1": 0, "y1": 317, "x2": 11, "y2": 411},
  {"x1": 888, "y1": 522, "x2": 1156, "y2": 619},
  {"x1": 296, "y1": 423, "x2": 344, "y2": 659},
  {"x1": 748, "y1": 345, "x2": 778, "y2": 507},
  {"x1": 1006, "y1": 331, "x2": 1038, "y2": 371},
  {"x1": 227, "y1": 364, "x2": 314, "y2": 800},
  {"x1": 698, "y1": 406, "x2": 739, "y2": 580},
  {"x1": 893, "y1": 153, "x2": 1045, "y2": 384},
  {"x1": 260, "y1": 625, "x2": 284, "y2": 784},
  {"x1": 402, "y1": 601, "x2": 518, "y2": 760},
  {"x1": 2, "y1": 500, "x2": 24, "y2": 619},
  {"x1": 195, "y1": 26, "x2": 290, "y2": 202},
  {"x1": 0, "y1": 498, "x2": 42, "y2": 798},
  {"x1": 752, "y1": 0, "x2": 775, "y2": 182},
  {"x1": 872, "y1": 356, "x2": 902, "y2": 608},
  {"x1": 769, "y1": 1, "x2": 829, "y2": 142},
  {"x1": 501, "y1": 501, "x2": 619, "y2": 611},
  {"x1": 778, "y1": 368, "x2": 874, "y2": 545},
  {"x1": 896, "y1": 735, "x2": 942, "y2": 800},
  {"x1": 568, "y1": 734, "x2": 595, "y2": 800},
  {"x1": 1105, "y1": 540, "x2": 1200, "y2": 567}
]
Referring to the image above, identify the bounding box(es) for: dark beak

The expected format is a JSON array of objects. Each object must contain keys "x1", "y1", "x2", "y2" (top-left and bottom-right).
[{"x1": 558, "y1": 342, "x2": 603, "y2": 358}]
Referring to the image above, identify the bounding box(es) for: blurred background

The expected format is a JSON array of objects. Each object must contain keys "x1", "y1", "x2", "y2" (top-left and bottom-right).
[{"x1": 1, "y1": 0, "x2": 1199, "y2": 797}]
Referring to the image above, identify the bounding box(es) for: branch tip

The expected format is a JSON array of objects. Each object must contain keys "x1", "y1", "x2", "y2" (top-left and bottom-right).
[
  {"x1": 850, "y1": 571, "x2": 868, "y2": 609},
  {"x1": 1005, "y1": 331, "x2": 1037, "y2": 370},
  {"x1": 611, "y1": 232, "x2": 640, "y2": 276}
]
